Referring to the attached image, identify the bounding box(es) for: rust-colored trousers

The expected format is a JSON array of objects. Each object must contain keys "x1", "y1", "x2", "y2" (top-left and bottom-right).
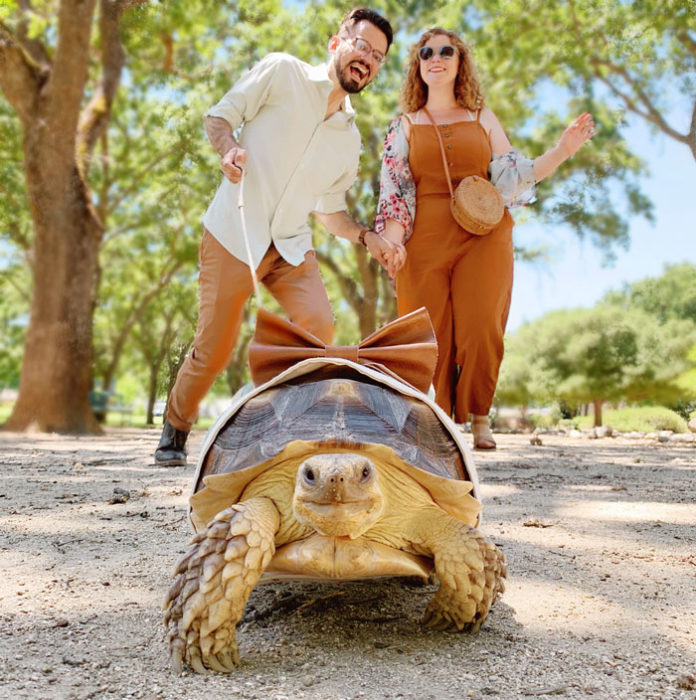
[
  {"x1": 168, "y1": 230, "x2": 334, "y2": 431},
  {"x1": 395, "y1": 118, "x2": 514, "y2": 423}
]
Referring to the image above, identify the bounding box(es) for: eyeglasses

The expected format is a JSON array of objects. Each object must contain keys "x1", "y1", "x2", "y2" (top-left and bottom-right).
[
  {"x1": 339, "y1": 35, "x2": 387, "y2": 65},
  {"x1": 418, "y1": 45, "x2": 457, "y2": 61}
]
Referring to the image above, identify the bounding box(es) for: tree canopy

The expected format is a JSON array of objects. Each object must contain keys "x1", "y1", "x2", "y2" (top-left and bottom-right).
[
  {"x1": 497, "y1": 264, "x2": 696, "y2": 426},
  {"x1": 1, "y1": 0, "x2": 693, "y2": 430}
]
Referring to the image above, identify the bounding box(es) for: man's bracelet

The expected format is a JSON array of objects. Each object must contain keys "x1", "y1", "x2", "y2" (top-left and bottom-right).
[{"x1": 358, "y1": 229, "x2": 372, "y2": 247}]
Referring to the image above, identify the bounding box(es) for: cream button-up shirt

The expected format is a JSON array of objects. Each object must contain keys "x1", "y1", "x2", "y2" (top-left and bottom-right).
[{"x1": 202, "y1": 52, "x2": 361, "y2": 269}]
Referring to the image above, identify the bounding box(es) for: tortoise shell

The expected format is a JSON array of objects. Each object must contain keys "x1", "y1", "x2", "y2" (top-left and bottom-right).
[{"x1": 190, "y1": 359, "x2": 481, "y2": 532}]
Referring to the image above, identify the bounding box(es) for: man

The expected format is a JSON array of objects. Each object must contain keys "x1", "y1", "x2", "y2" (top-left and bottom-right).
[{"x1": 155, "y1": 8, "x2": 405, "y2": 466}]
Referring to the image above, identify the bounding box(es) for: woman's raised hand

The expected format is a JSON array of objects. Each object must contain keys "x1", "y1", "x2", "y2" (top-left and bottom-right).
[{"x1": 558, "y1": 113, "x2": 595, "y2": 159}]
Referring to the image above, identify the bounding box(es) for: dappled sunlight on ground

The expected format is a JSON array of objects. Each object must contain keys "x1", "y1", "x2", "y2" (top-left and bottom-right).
[
  {"x1": 1, "y1": 430, "x2": 694, "y2": 698},
  {"x1": 556, "y1": 499, "x2": 696, "y2": 524}
]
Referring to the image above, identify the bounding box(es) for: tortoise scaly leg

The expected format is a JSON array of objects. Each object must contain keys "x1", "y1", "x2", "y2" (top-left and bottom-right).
[
  {"x1": 163, "y1": 496, "x2": 279, "y2": 673},
  {"x1": 413, "y1": 510, "x2": 506, "y2": 632}
]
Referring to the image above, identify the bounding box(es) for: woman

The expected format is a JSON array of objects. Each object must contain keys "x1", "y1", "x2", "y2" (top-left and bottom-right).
[{"x1": 376, "y1": 28, "x2": 594, "y2": 448}]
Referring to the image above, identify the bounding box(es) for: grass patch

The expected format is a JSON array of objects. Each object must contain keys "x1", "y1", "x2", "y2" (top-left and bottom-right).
[
  {"x1": 103, "y1": 412, "x2": 216, "y2": 430},
  {"x1": 0, "y1": 405, "x2": 216, "y2": 432},
  {"x1": 575, "y1": 406, "x2": 688, "y2": 433}
]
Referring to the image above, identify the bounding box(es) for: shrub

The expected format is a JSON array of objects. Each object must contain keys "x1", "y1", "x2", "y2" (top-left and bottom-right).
[
  {"x1": 575, "y1": 406, "x2": 688, "y2": 433},
  {"x1": 526, "y1": 412, "x2": 555, "y2": 430}
]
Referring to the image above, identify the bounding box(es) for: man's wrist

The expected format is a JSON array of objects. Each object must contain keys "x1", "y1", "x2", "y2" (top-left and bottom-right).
[{"x1": 358, "y1": 228, "x2": 373, "y2": 247}]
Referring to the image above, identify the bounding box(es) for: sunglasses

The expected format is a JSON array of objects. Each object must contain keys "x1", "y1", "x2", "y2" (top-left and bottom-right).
[{"x1": 418, "y1": 45, "x2": 457, "y2": 61}]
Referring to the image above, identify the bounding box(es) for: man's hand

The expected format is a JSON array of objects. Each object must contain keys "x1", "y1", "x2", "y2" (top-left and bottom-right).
[
  {"x1": 365, "y1": 232, "x2": 406, "y2": 278},
  {"x1": 220, "y1": 146, "x2": 247, "y2": 183}
]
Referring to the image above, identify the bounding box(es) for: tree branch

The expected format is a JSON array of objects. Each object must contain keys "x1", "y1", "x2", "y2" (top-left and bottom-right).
[
  {"x1": 106, "y1": 143, "x2": 187, "y2": 214},
  {"x1": 590, "y1": 58, "x2": 690, "y2": 146},
  {"x1": 315, "y1": 249, "x2": 362, "y2": 317},
  {"x1": 46, "y1": 0, "x2": 97, "y2": 139},
  {"x1": 676, "y1": 29, "x2": 696, "y2": 58},
  {"x1": 0, "y1": 21, "x2": 42, "y2": 122},
  {"x1": 77, "y1": 0, "x2": 128, "y2": 177},
  {"x1": 690, "y1": 99, "x2": 696, "y2": 161},
  {"x1": 16, "y1": 0, "x2": 51, "y2": 68},
  {"x1": 100, "y1": 253, "x2": 185, "y2": 388}
]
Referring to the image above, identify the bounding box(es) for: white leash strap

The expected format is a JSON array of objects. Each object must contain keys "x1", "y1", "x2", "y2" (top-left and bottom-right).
[{"x1": 236, "y1": 172, "x2": 263, "y2": 307}]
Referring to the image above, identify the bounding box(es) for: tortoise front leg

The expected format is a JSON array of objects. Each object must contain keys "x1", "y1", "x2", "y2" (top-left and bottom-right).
[
  {"x1": 414, "y1": 512, "x2": 506, "y2": 632},
  {"x1": 163, "y1": 496, "x2": 279, "y2": 673}
]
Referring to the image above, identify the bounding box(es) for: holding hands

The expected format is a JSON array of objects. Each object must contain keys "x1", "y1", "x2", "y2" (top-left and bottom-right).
[{"x1": 364, "y1": 231, "x2": 407, "y2": 278}]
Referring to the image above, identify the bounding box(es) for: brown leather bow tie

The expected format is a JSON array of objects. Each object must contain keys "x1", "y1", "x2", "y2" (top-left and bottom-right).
[{"x1": 248, "y1": 307, "x2": 437, "y2": 393}]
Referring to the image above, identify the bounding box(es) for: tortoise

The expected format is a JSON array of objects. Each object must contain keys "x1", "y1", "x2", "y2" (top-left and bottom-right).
[{"x1": 163, "y1": 311, "x2": 506, "y2": 674}]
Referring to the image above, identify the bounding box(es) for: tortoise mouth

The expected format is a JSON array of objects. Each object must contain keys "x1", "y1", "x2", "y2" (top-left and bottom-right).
[
  {"x1": 297, "y1": 498, "x2": 376, "y2": 513},
  {"x1": 293, "y1": 497, "x2": 383, "y2": 538}
]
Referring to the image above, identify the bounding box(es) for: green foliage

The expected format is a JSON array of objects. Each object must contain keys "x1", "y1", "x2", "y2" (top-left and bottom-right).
[
  {"x1": 604, "y1": 263, "x2": 696, "y2": 324},
  {"x1": 498, "y1": 264, "x2": 696, "y2": 416},
  {"x1": 575, "y1": 406, "x2": 688, "y2": 434},
  {"x1": 0, "y1": 290, "x2": 25, "y2": 388},
  {"x1": 1, "y1": 0, "x2": 693, "y2": 410}
]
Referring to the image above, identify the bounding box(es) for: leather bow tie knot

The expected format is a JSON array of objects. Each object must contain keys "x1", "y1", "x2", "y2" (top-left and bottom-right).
[
  {"x1": 248, "y1": 307, "x2": 437, "y2": 393},
  {"x1": 323, "y1": 345, "x2": 360, "y2": 363}
]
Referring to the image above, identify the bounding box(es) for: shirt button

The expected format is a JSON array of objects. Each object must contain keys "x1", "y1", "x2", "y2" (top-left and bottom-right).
[
  {"x1": 448, "y1": 161, "x2": 454, "y2": 166},
  {"x1": 446, "y1": 144, "x2": 452, "y2": 150}
]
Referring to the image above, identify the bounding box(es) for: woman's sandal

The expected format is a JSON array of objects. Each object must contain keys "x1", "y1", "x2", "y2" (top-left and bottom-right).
[{"x1": 472, "y1": 415, "x2": 496, "y2": 450}]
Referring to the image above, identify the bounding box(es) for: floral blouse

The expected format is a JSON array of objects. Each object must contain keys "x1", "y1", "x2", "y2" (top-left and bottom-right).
[{"x1": 374, "y1": 115, "x2": 537, "y2": 243}]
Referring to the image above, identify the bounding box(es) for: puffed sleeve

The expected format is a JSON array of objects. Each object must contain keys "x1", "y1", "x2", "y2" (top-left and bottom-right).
[
  {"x1": 205, "y1": 53, "x2": 286, "y2": 131},
  {"x1": 375, "y1": 116, "x2": 417, "y2": 243},
  {"x1": 489, "y1": 149, "x2": 537, "y2": 207}
]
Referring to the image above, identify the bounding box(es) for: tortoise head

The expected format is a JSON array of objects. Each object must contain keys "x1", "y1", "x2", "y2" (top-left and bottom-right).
[{"x1": 292, "y1": 453, "x2": 385, "y2": 539}]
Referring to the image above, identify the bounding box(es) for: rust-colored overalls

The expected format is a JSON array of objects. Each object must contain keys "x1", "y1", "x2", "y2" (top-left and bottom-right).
[{"x1": 395, "y1": 112, "x2": 514, "y2": 423}]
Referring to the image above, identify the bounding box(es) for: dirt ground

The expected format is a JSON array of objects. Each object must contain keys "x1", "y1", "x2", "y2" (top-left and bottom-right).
[{"x1": 1, "y1": 427, "x2": 694, "y2": 700}]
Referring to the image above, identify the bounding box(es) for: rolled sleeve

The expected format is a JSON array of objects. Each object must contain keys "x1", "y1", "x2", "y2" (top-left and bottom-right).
[
  {"x1": 205, "y1": 53, "x2": 286, "y2": 131},
  {"x1": 314, "y1": 155, "x2": 359, "y2": 214}
]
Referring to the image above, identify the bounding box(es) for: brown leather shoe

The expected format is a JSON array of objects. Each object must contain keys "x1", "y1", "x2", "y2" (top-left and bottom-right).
[{"x1": 154, "y1": 420, "x2": 189, "y2": 466}]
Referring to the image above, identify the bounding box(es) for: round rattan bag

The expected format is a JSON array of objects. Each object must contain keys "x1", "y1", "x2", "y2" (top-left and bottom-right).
[{"x1": 451, "y1": 174, "x2": 504, "y2": 236}]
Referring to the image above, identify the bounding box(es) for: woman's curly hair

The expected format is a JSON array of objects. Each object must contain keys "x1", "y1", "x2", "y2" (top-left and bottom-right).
[{"x1": 400, "y1": 28, "x2": 485, "y2": 114}]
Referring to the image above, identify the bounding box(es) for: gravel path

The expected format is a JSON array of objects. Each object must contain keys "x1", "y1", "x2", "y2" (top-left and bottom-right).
[{"x1": 0, "y1": 428, "x2": 694, "y2": 700}]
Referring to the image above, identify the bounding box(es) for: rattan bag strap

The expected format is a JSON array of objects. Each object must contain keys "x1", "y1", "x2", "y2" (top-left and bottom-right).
[{"x1": 421, "y1": 107, "x2": 456, "y2": 200}]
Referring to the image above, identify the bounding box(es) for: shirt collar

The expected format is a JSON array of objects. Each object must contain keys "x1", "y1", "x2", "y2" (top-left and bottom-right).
[
  {"x1": 308, "y1": 61, "x2": 356, "y2": 124},
  {"x1": 307, "y1": 61, "x2": 331, "y2": 84}
]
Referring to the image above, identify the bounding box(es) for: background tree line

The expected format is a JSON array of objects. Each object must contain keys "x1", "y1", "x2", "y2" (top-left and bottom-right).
[
  {"x1": 0, "y1": 0, "x2": 694, "y2": 432},
  {"x1": 496, "y1": 264, "x2": 696, "y2": 428}
]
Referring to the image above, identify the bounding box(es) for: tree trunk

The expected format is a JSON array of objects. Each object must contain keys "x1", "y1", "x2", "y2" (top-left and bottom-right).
[
  {"x1": 4, "y1": 128, "x2": 102, "y2": 433},
  {"x1": 225, "y1": 322, "x2": 253, "y2": 396},
  {"x1": 146, "y1": 363, "x2": 159, "y2": 426},
  {"x1": 0, "y1": 0, "x2": 133, "y2": 433},
  {"x1": 592, "y1": 398, "x2": 603, "y2": 428}
]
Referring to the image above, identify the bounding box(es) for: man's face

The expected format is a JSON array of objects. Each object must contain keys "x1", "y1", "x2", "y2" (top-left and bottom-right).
[{"x1": 332, "y1": 20, "x2": 388, "y2": 94}]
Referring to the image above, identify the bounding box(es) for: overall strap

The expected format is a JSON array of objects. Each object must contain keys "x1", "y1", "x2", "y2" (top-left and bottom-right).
[{"x1": 421, "y1": 107, "x2": 455, "y2": 200}]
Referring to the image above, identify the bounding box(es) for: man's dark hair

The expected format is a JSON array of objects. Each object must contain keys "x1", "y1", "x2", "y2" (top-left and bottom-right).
[{"x1": 339, "y1": 7, "x2": 394, "y2": 51}]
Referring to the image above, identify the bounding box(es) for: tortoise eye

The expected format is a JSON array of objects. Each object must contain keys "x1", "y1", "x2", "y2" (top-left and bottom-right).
[
  {"x1": 304, "y1": 467, "x2": 315, "y2": 483},
  {"x1": 361, "y1": 465, "x2": 372, "y2": 481}
]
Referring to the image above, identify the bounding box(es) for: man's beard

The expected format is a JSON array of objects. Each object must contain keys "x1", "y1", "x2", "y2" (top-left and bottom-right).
[{"x1": 335, "y1": 56, "x2": 371, "y2": 94}]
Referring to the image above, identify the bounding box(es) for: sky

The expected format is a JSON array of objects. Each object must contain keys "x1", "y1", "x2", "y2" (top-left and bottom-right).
[{"x1": 506, "y1": 117, "x2": 695, "y2": 332}]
